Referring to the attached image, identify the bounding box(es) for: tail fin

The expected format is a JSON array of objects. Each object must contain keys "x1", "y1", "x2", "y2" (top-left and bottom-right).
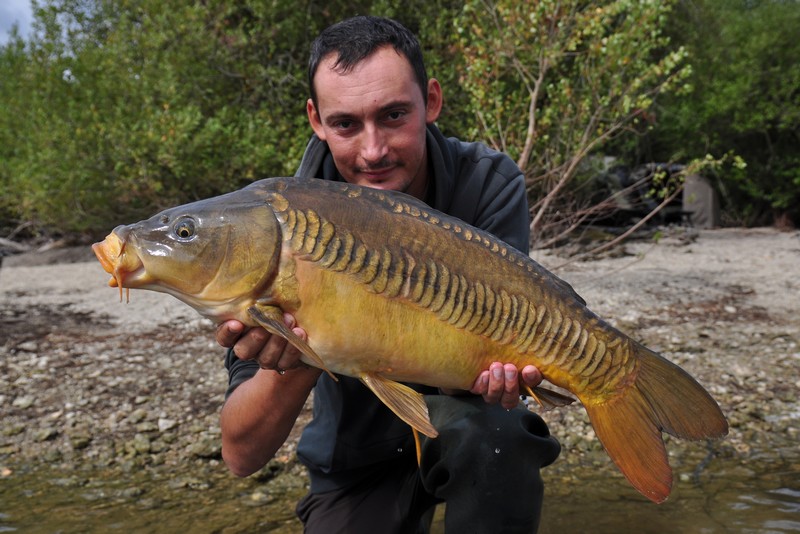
[{"x1": 583, "y1": 342, "x2": 728, "y2": 503}]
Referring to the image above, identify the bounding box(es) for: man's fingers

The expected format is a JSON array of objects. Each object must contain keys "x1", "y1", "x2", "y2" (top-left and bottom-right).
[
  {"x1": 503, "y1": 364, "x2": 518, "y2": 393},
  {"x1": 274, "y1": 327, "x2": 308, "y2": 371},
  {"x1": 521, "y1": 364, "x2": 543, "y2": 388},
  {"x1": 486, "y1": 362, "x2": 505, "y2": 401},
  {"x1": 470, "y1": 371, "x2": 490, "y2": 394},
  {"x1": 500, "y1": 363, "x2": 520, "y2": 409},
  {"x1": 216, "y1": 320, "x2": 245, "y2": 348},
  {"x1": 233, "y1": 328, "x2": 271, "y2": 361}
]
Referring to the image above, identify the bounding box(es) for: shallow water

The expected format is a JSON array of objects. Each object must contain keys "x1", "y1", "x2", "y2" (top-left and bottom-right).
[
  {"x1": 537, "y1": 458, "x2": 800, "y2": 534},
  {"x1": 2, "y1": 453, "x2": 798, "y2": 533},
  {"x1": 0, "y1": 463, "x2": 306, "y2": 533}
]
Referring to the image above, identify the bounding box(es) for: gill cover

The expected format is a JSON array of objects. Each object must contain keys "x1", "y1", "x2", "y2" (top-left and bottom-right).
[{"x1": 106, "y1": 187, "x2": 283, "y2": 314}]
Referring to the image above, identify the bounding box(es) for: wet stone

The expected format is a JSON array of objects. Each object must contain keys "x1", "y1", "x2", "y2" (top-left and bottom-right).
[
  {"x1": 248, "y1": 487, "x2": 275, "y2": 505},
  {"x1": 0, "y1": 443, "x2": 20, "y2": 455},
  {"x1": 33, "y1": 427, "x2": 58, "y2": 442},
  {"x1": 2, "y1": 424, "x2": 25, "y2": 437},
  {"x1": 186, "y1": 436, "x2": 221, "y2": 459},
  {"x1": 50, "y1": 476, "x2": 87, "y2": 488},
  {"x1": 70, "y1": 433, "x2": 92, "y2": 450},
  {"x1": 168, "y1": 476, "x2": 210, "y2": 491},
  {"x1": 117, "y1": 486, "x2": 145, "y2": 499}
]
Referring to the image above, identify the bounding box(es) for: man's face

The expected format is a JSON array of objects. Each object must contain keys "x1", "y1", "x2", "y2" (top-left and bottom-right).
[{"x1": 307, "y1": 46, "x2": 442, "y2": 200}]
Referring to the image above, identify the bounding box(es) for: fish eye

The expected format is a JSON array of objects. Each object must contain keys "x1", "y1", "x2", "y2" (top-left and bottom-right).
[{"x1": 173, "y1": 218, "x2": 196, "y2": 240}]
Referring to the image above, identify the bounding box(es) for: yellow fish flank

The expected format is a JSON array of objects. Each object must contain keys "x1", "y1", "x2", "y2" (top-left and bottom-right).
[{"x1": 93, "y1": 177, "x2": 728, "y2": 504}]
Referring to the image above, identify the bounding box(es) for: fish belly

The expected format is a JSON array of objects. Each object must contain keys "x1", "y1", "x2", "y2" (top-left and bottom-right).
[{"x1": 289, "y1": 260, "x2": 514, "y2": 389}]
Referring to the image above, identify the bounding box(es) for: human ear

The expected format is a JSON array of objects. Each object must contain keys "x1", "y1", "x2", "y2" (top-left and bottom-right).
[
  {"x1": 425, "y1": 78, "x2": 443, "y2": 123},
  {"x1": 307, "y1": 99, "x2": 326, "y2": 140}
]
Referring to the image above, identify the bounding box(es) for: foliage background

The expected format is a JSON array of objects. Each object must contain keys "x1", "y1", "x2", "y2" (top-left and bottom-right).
[{"x1": 1, "y1": 0, "x2": 797, "y2": 241}]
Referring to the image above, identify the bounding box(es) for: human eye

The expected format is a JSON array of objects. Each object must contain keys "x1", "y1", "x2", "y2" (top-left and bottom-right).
[
  {"x1": 385, "y1": 109, "x2": 407, "y2": 122},
  {"x1": 334, "y1": 119, "x2": 354, "y2": 130},
  {"x1": 328, "y1": 115, "x2": 358, "y2": 133}
]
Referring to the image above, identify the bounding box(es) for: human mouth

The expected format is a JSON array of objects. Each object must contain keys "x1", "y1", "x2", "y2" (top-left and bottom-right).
[{"x1": 358, "y1": 164, "x2": 397, "y2": 182}]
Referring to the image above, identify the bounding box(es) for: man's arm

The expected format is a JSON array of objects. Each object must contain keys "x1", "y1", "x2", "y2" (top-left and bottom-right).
[{"x1": 218, "y1": 319, "x2": 321, "y2": 477}]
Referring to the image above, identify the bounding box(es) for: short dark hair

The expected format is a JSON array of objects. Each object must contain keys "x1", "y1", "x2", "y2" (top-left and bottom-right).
[{"x1": 308, "y1": 16, "x2": 429, "y2": 107}]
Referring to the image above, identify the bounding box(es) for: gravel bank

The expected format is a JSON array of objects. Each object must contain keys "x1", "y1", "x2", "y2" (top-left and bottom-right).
[{"x1": 1, "y1": 227, "x2": 799, "y2": 507}]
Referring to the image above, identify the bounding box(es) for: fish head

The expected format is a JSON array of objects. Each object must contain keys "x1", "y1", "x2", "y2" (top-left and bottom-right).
[{"x1": 92, "y1": 187, "x2": 282, "y2": 322}]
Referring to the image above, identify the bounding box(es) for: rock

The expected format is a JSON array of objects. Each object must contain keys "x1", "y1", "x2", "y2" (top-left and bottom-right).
[
  {"x1": 11, "y1": 396, "x2": 34, "y2": 409},
  {"x1": 168, "y1": 476, "x2": 211, "y2": 491},
  {"x1": 129, "y1": 433, "x2": 151, "y2": 455},
  {"x1": 158, "y1": 418, "x2": 178, "y2": 432},
  {"x1": 135, "y1": 421, "x2": 159, "y2": 433},
  {"x1": 186, "y1": 435, "x2": 221, "y2": 459},
  {"x1": 126, "y1": 409, "x2": 148, "y2": 424},
  {"x1": 2, "y1": 423, "x2": 25, "y2": 437},
  {"x1": 17, "y1": 341, "x2": 39, "y2": 352},
  {"x1": 70, "y1": 433, "x2": 92, "y2": 450},
  {"x1": 33, "y1": 427, "x2": 58, "y2": 442}
]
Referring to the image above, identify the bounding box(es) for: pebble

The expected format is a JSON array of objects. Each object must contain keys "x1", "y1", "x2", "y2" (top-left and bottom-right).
[
  {"x1": 16, "y1": 341, "x2": 38, "y2": 352},
  {"x1": 158, "y1": 418, "x2": 178, "y2": 432},
  {"x1": 11, "y1": 396, "x2": 34, "y2": 409}
]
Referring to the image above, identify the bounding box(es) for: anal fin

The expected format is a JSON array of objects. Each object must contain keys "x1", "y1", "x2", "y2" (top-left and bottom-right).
[
  {"x1": 522, "y1": 383, "x2": 577, "y2": 411},
  {"x1": 360, "y1": 373, "x2": 439, "y2": 438}
]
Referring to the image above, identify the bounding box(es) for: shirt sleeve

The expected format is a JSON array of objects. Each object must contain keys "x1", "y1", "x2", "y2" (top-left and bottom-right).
[
  {"x1": 443, "y1": 146, "x2": 531, "y2": 254},
  {"x1": 472, "y1": 170, "x2": 530, "y2": 253},
  {"x1": 223, "y1": 347, "x2": 260, "y2": 399}
]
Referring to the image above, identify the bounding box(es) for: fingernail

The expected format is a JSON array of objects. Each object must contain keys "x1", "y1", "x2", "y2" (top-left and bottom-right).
[
  {"x1": 492, "y1": 367, "x2": 503, "y2": 380},
  {"x1": 505, "y1": 369, "x2": 515, "y2": 381}
]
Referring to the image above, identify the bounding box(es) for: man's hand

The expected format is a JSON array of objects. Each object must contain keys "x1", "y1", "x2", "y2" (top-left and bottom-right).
[
  {"x1": 216, "y1": 314, "x2": 306, "y2": 373},
  {"x1": 470, "y1": 362, "x2": 543, "y2": 410}
]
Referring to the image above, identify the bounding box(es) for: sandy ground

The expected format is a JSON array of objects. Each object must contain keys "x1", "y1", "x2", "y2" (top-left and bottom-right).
[{"x1": 1, "y1": 226, "x2": 799, "y2": 513}]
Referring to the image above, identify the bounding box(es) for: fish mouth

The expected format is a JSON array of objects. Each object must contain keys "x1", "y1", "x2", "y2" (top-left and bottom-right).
[{"x1": 92, "y1": 232, "x2": 145, "y2": 300}]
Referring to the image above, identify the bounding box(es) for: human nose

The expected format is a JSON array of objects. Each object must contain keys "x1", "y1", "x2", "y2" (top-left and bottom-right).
[{"x1": 360, "y1": 124, "x2": 388, "y2": 164}]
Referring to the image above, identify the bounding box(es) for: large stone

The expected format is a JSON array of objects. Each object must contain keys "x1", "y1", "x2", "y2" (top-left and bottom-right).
[{"x1": 682, "y1": 174, "x2": 720, "y2": 228}]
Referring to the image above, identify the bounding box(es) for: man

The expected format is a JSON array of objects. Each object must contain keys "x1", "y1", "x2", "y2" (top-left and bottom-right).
[{"x1": 217, "y1": 16, "x2": 560, "y2": 533}]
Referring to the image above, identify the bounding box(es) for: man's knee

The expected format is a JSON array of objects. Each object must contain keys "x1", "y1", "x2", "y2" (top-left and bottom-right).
[
  {"x1": 419, "y1": 395, "x2": 560, "y2": 492},
  {"x1": 418, "y1": 395, "x2": 559, "y2": 533}
]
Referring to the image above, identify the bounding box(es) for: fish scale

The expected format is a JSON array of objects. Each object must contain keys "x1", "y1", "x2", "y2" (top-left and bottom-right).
[
  {"x1": 277, "y1": 196, "x2": 634, "y2": 395},
  {"x1": 280, "y1": 201, "x2": 539, "y2": 354},
  {"x1": 92, "y1": 177, "x2": 728, "y2": 504}
]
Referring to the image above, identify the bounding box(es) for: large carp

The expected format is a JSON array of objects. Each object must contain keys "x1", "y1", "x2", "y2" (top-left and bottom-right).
[{"x1": 93, "y1": 177, "x2": 727, "y2": 503}]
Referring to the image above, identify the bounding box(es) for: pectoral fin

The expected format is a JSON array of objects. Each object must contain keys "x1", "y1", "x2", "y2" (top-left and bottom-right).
[
  {"x1": 522, "y1": 383, "x2": 577, "y2": 411},
  {"x1": 360, "y1": 373, "x2": 439, "y2": 439},
  {"x1": 247, "y1": 304, "x2": 337, "y2": 381}
]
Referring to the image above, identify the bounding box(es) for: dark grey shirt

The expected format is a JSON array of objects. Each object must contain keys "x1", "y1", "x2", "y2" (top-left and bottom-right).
[{"x1": 225, "y1": 123, "x2": 530, "y2": 492}]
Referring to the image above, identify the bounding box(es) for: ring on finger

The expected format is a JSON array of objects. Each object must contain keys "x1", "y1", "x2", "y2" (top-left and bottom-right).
[{"x1": 259, "y1": 363, "x2": 286, "y2": 375}]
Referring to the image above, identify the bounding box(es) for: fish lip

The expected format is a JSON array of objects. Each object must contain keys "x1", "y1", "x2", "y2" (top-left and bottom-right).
[
  {"x1": 92, "y1": 233, "x2": 146, "y2": 289},
  {"x1": 92, "y1": 237, "x2": 120, "y2": 276}
]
